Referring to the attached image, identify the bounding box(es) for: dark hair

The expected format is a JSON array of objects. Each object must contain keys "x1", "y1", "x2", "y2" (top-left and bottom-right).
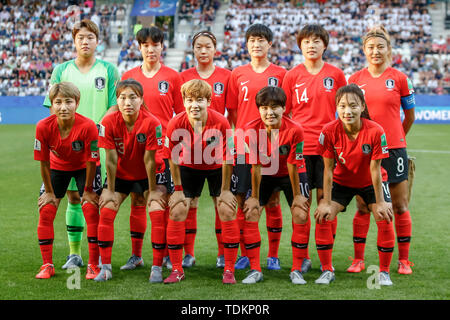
[
  {"x1": 255, "y1": 86, "x2": 286, "y2": 108},
  {"x1": 192, "y1": 30, "x2": 217, "y2": 48},
  {"x1": 245, "y1": 24, "x2": 273, "y2": 43},
  {"x1": 136, "y1": 27, "x2": 164, "y2": 45},
  {"x1": 116, "y1": 78, "x2": 148, "y2": 110},
  {"x1": 335, "y1": 84, "x2": 371, "y2": 119},
  {"x1": 296, "y1": 24, "x2": 329, "y2": 50}
]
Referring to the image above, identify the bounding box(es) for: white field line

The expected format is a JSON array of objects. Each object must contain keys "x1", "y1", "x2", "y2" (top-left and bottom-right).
[{"x1": 408, "y1": 149, "x2": 450, "y2": 154}]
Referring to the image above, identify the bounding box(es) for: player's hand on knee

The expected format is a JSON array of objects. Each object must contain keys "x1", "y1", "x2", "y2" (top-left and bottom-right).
[
  {"x1": 147, "y1": 189, "x2": 166, "y2": 209},
  {"x1": 168, "y1": 190, "x2": 188, "y2": 211},
  {"x1": 374, "y1": 201, "x2": 393, "y2": 223},
  {"x1": 82, "y1": 190, "x2": 99, "y2": 207},
  {"x1": 243, "y1": 196, "x2": 260, "y2": 220},
  {"x1": 291, "y1": 194, "x2": 310, "y2": 213},
  {"x1": 217, "y1": 190, "x2": 237, "y2": 211},
  {"x1": 38, "y1": 192, "x2": 57, "y2": 210},
  {"x1": 99, "y1": 189, "x2": 118, "y2": 209},
  {"x1": 314, "y1": 201, "x2": 332, "y2": 224}
]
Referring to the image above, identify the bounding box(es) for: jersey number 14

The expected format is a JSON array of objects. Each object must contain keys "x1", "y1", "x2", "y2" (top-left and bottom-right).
[{"x1": 295, "y1": 88, "x2": 309, "y2": 103}]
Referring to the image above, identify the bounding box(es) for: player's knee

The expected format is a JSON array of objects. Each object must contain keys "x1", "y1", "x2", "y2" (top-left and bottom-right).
[
  {"x1": 245, "y1": 208, "x2": 261, "y2": 222},
  {"x1": 170, "y1": 204, "x2": 188, "y2": 221},
  {"x1": 67, "y1": 191, "x2": 81, "y2": 204},
  {"x1": 218, "y1": 203, "x2": 236, "y2": 222},
  {"x1": 392, "y1": 202, "x2": 409, "y2": 214},
  {"x1": 103, "y1": 201, "x2": 119, "y2": 212},
  {"x1": 130, "y1": 193, "x2": 146, "y2": 206},
  {"x1": 292, "y1": 207, "x2": 308, "y2": 224},
  {"x1": 266, "y1": 194, "x2": 280, "y2": 208}
]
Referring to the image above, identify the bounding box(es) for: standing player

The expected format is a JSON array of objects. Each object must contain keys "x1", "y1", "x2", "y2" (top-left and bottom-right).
[
  {"x1": 94, "y1": 79, "x2": 163, "y2": 282},
  {"x1": 43, "y1": 19, "x2": 120, "y2": 270},
  {"x1": 282, "y1": 24, "x2": 347, "y2": 273},
  {"x1": 226, "y1": 24, "x2": 287, "y2": 271},
  {"x1": 180, "y1": 30, "x2": 231, "y2": 268},
  {"x1": 34, "y1": 82, "x2": 100, "y2": 279},
  {"x1": 348, "y1": 26, "x2": 415, "y2": 274},
  {"x1": 242, "y1": 86, "x2": 310, "y2": 284},
  {"x1": 163, "y1": 79, "x2": 239, "y2": 284},
  {"x1": 121, "y1": 27, "x2": 184, "y2": 272},
  {"x1": 314, "y1": 84, "x2": 394, "y2": 286}
]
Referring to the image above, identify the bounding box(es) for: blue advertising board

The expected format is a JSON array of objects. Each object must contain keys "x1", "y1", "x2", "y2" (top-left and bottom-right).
[{"x1": 131, "y1": 0, "x2": 178, "y2": 16}]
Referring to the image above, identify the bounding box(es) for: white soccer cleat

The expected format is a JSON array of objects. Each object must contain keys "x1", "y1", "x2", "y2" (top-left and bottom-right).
[
  {"x1": 290, "y1": 270, "x2": 307, "y2": 285},
  {"x1": 149, "y1": 266, "x2": 163, "y2": 283},
  {"x1": 315, "y1": 270, "x2": 335, "y2": 285},
  {"x1": 242, "y1": 269, "x2": 263, "y2": 284},
  {"x1": 379, "y1": 271, "x2": 393, "y2": 286}
]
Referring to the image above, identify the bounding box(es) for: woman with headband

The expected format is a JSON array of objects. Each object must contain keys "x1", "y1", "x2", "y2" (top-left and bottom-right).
[
  {"x1": 180, "y1": 30, "x2": 232, "y2": 270},
  {"x1": 347, "y1": 26, "x2": 415, "y2": 275}
]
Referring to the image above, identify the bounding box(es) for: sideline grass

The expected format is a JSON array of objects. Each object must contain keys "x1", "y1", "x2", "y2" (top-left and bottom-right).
[{"x1": 0, "y1": 124, "x2": 449, "y2": 300}]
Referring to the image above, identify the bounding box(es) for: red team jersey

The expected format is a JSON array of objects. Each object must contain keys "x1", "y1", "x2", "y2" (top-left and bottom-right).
[
  {"x1": 165, "y1": 109, "x2": 233, "y2": 171},
  {"x1": 121, "y1": 65, "x2": 184, "y2": 136},
  {"x1": 34, "y1": 113, "x2": 99, "y2": 171},
  {"x1": 180, "y1": 66, "x2": 231, "y2": 115},
  {"x1": 98, "y1": 109, "x2": 163, "y2": 181},
  {"x1": 227, "y1": 63, "x2": 286, "y2": 130},
  {"x1": 317, "y1": 119, "x2": 389, "y2": 189},
  {"x1": 348, "y1": 67, "x2": 414, "y2": 149},
  {"x1": 282, "y1": 62, "x2": 347, "y2": 155},
  {"x1": 245, "y1": 116, "x2": 305, "y2": 177}
]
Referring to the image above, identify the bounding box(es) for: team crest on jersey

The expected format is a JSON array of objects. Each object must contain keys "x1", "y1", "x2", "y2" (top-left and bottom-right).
[
  {"x1": 213, "y1": 82, "x2": 224, "y2": 95},
  {"x1": 268, "y1": 77, "x2": 279, "y2": 87},
  {"x1": 362, "y1": 144, "x2": 372, "y2": 154},
  {"x1": 158, "y1": 81, "x2": 169, "y2": 94},
  {"x1": 279, "y1": 144, "x2": 290, "y2": 156},
  {"x1": 385, "y1": 79, "x2": 395, "y2": 90},
  {"x1": 95, "y1": 77, "x2": 106, "y2": 90},
  {"x1": 136, "y1": 133, "x2": 147, "y2": 143},
  {"x1": 72, "y1": 140, "x2": 84, "y2": 152},
  {"x1": 323, "y1": 77, "x2": 334, "y2": 91}
]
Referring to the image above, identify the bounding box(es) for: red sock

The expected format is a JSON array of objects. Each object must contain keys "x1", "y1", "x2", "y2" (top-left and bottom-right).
[
  {"x1": 237, "y1": 207, "x2": 247, "y2": 257},
  {"x1": 163, "y1": 207, "x2": 170, "y2": 257},
  {"x1": 130, "y1": 205, "x2": 146, "y2": 258},
  {"x1": 315, "y1": 220, "x2": 334, "y2": 271},
  {"x1": 353, "y1": 211, "x2": 370, "y2": 260},
  {"x1": 305, "y1": 213, "x2": 311, "y2": 259},
  {"x1": 243, "y1": 220, "x2": 261, "y2": 272},
  {"x1": 184, "y1": 207, "x2": 197, "y2": 256},
  {"x1": 37, "y1": 204, "x2": 57, "y2": 265},
  {"x1": 215, "y1": 207, "x2": 224, "y2": 256},
  {"x1": 291, "y1": 222, "x2": 309, "y2": 271},
  {"x1": 265, "y1": 204, "x2": 282, "y2": 258},
  {"x1": 150, "y1": 209, "x2": 166, "y2": 266},
  {"x1": 376, "y1": 220, "x2": 395, "y2": 272},
  {"x1": 331, "y1": 216, "x2": 338, "y2": 242},
  {"x1": 82, "y1": 202, "x2": 100, "y2": 265},
  {"x1": 221, "y1": 219, "x2": 240, "y2": 272},
  {"x1": 97, "y1": 207, "x2": 117, "y2": 265},
  {"x1": 166, "y1": 219, "x2": 185, "y2": 272},
  {"x1": 395, "y1": 211, "x2": 412, "y2": 261}
]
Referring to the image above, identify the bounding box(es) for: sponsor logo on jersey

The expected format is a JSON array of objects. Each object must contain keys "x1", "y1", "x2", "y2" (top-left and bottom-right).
[
  {"x1": 158, "y1": 81, "x2": 169, "y2": 94},
  {"x1": 95, "y1": 77, "x2": 106, "y2": 90},
  {"x1": 213, "y1": 82, "x2": 224, "y2": 94},
  {"x1": 97, "y1": 124, "x2": 105, "y2": 137},
  {"x1": 34, "y1": 139, "x2": 41, "y2": 151},
  {"x1": 381, "y1": 133, "x2": 388, "y2": 154},
  {"x1": 362, "y1": 144, "x2": 372, "y2": 154},
  {"x1": 72, "y1": 140, "x2": 84, "y2": 152},
  {"x1": 136, "y1": 133, "x2": 147, "y2": 143},
  {"x1": 279, "y1": 144, "x2": 290, "y2": 156},
  {"x1": 319, "y1": 132, "x2": 325, "y2": 145},
  {"x1": 240, "y1": 80, "x2": 249, "y2": 86},
  {"x1": 323, "y1": 77, "x2": 334, "y2": 90},
  {"x1": 268, "y1": 77, "x2": 279, "y2": 87},
  {"x1": 385, "y1": 79, "x2": 395, "y2": 90}
]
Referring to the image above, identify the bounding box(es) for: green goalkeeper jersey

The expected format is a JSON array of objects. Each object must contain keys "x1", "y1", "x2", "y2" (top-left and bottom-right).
[{"x1": 43, "y1": 59, "x2": 119, "y2": 123}]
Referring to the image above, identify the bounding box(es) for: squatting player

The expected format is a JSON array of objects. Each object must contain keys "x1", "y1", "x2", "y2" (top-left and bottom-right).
[
  {"x1": 34, "y1": 82, "x2": 100, "y2": 279},
  {"x1": 226, "y1": 24, "x2": 287, "y2": 271},
  {"x1": 43, "y1": 19, "x2": 120, "y2": 270},
  {"x1": 163, "y1": 79, "x2": 239, "y2": 284},
  {"x1": 282, "y1": 24, "x2": 347, "y2": 273},
  {"x1": 241, "y1": 86, "x2": 310, "y2": 284}
]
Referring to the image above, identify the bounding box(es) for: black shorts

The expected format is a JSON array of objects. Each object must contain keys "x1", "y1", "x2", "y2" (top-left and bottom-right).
[
  {"x1": 259, "y1": 172, "x2": 309, "y2": 207},
  {"x1": 39, "y1": 169, "x2": 87, "y2": 199},
  {"x1": 162, "y1": 158, "x2": 174, "y2": 194},
  {"x1": 230, "y1": 163, "x2": 252, "y2": 195},
  {"x1": 332, "y1": 181, "x2": 391, "y2": 211},
  {"x1": 108, "y1": 177, "x2": 149, "y2": 195},
  {"x1": 304, "y1": 155, "x2": 324, "y2": 190},
  {"x1": 179, "y1": 165, "x2": 222, "y2": 198},
  {"x1": 381, "y1": 148, "x2": 409, "y2": 183}
]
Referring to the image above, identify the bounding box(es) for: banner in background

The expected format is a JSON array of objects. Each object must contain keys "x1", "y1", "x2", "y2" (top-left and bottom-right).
[{"x1": 130, "y1": 0, "x2": 178, "y2": 16}]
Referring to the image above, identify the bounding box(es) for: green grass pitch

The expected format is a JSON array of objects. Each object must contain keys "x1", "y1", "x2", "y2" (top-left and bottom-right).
[{"x1": 0, "y1": 124, "x2": 449, "y2": 300}]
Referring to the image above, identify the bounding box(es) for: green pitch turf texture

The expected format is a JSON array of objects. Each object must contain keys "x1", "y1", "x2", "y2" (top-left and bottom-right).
[{"x1": 0, "y1": 124, "x2": 449, "y2": 300}]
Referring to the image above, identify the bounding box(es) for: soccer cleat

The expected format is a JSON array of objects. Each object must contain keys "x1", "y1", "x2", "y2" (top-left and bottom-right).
[
  {"x1": 379, "y1": 271, "x2": 393, "y2": 286},
  {"x1": 149, "y1": 266, "x2": 163, "y2": 283},
  {"x1": 242, "y1": 269, "x2": 263, "y2": 284},
  {"x1": 85, "y1": 264, "x2": 101, "y2": 280},
  {"x1": 398, "y1": 260, "x2": 414, "y2": 274},
  {"x1": 290, "y1": 270, "x2": 307, "y2": 285},
  {"x1": 120, "y1": 255, "x2": 144, "y2": 270},
  {"x1": 234, "y1": 256, "x2": 250, "y2": 270},
  {"x1": 301, "y1": 258, "x2": 312, "y2": 274},
  {"x1": 35, "y1": 263, "x2": 55, "y2": 279},
  {"x1": 222, "y1": 270, "x2": 237, "y2": 284},
  {"x1": 216, "y1": 255, "x2": 225, "y2": 268},
  {"x1": 182, "y1": 254, "x2": 196, "y2": 268},
  {"x1": 319, "y1": 264, "x2": 335, "y2": 272},
  {"x1": 94, "y1": 265, "x2": 112, "y2": 282},
  {"x1": 267, "y1": 257, "x2": 281, "y2": 270},
  {"x1": 163, "y1": 269, "x2": 185, "y2": 284},
  {"x1": 61, "y1": 254, "x2": 84, "y2": 269},
  {"x1": 315, "y1": 270, "x2": 335, "y2": 285},
  {"x1": 346, "y1": 257, "x2": 365, "y2": 273},
  {"x1": 162, "y1": 256, "x2": 172, "y2": 270}
]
